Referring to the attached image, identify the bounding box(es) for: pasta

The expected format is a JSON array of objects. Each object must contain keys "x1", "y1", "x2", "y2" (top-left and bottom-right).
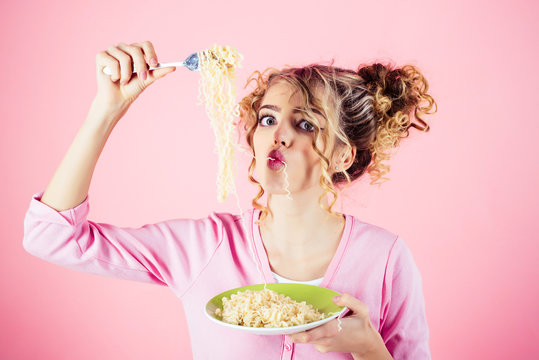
[
  {"x1": 215, "y1": 288, "x2": 327, "y2": 328},
  {"x1": 279, "y1": 160, "x2": 293, "y2": 200},
  {"x1": 197, "y1": 45, "x2": 243, "y2": 202}
]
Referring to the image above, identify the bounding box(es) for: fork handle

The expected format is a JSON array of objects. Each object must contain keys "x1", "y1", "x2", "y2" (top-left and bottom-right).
[
  {"x1": 102, "y1": 61, "x2": 186, "y2": 76},
  {"x1": 338, "y1": 307, "x2": 351, "y2": 318}
]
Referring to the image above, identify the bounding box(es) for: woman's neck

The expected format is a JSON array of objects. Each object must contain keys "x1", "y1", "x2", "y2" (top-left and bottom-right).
[{"x1": 261, "y1": 186, "x2": 344, "y2": 249}]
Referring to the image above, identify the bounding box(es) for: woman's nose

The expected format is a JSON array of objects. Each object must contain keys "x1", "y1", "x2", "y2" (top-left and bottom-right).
[
  {"x1": 274, "y1": 137, "x2": 287, "y2": 147},
  {"x1": 273, "y1": 123, "x2": 292, "y2": 147}
]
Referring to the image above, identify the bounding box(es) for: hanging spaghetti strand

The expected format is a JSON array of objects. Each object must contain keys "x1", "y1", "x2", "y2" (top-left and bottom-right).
[
  {"x1": 230, "y1": 145, "x2": 293, "y2": 288},
  {"x1": 230, "y1": 186, "x2": 266, "y2": 289},
  {"x1": 197, "y1": 45, "x2": 243, "y2": 202}
]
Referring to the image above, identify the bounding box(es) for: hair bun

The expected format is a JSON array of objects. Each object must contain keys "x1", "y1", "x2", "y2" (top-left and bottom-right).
[
  {"x1": 357, "y1": 63, "x2": 406, "y2": 116},
  {"x1": 357, "y1": 63, "x2": 388, "y2": 89}
]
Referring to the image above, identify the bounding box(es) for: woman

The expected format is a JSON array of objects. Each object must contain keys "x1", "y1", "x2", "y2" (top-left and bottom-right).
[{"x1": 23, "y1": 40, "x2": 437, "y2": 359}]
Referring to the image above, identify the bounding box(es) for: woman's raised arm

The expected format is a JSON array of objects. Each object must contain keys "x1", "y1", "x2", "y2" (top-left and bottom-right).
[
  {"x1": 41, "y1": 40, "x2": 176, "y2": 211},
  {"x1": 40, "y1": 100, "x2": 119, "y2": 211}
]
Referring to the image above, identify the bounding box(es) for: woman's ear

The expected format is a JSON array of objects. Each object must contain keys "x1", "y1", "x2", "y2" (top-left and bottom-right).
[
  {"x1": 331, "y1": 145, "x2": 356, "y2": 174},
  {"x1": 337, "y1": 145, "x2": 356, "y2": 171}
]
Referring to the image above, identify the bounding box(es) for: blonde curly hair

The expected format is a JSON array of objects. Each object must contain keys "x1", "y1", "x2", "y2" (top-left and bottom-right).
[{"x1": 238, "y1": 61, "x2": 437, "y2": 224}]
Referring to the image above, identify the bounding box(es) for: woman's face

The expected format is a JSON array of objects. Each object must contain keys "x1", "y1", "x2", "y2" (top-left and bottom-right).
[{"x1": 252, "y1": 80, "x2": 332, "y2": 196}]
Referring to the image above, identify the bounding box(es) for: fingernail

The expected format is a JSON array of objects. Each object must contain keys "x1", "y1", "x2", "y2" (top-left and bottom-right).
[
  {"x1": 150, "y1": 58, "x2": 158, "y2": 66},
  {"x1": 139, "y1": 71, "x2": 147, "y2": 80},
  {"x1": 333, "y1": 296, "x2": 341, "y2": 302}
]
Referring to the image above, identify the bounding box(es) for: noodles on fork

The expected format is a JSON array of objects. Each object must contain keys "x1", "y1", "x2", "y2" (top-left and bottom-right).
[{"x1": 197, "y1": 45, "x2": 243, "y2": 202}]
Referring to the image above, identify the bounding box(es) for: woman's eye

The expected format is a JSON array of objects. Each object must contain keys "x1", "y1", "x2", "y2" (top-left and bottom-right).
[
  {"x1": 258, "y1": 115, "x2": 275, "y2": 126},
  {"x1": 257, "y1": 115, "x2": 315, "y2": 133},
  {"x1": 299, "y1": 120, "x2": 315, "y2": 132}
]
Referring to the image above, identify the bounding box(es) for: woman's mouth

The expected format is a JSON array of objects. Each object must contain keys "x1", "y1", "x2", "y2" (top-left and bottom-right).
[{"x1": 267, "y1": 149, "x2": 285, "y2": 170}]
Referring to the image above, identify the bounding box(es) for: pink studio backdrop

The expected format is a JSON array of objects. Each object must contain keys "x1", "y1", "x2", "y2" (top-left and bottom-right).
[{"x1": 1, "y1": 0, "x2": 537, "y2": 359}]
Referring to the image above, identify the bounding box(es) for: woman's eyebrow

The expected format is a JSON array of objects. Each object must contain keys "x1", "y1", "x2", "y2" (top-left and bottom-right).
[{"x1": 259, "y1": 104, "x2": 326, "y2": 119}]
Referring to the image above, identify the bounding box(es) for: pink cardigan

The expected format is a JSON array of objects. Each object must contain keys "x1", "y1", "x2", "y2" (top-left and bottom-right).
[{"x1": 23, "y1": 191, "x2": 431, "y2": 359}]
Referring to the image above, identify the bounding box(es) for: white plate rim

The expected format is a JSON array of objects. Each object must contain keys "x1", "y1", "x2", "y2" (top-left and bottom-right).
[{"x1": 204, "y1": 303, "x2": 348, "y2": 335}]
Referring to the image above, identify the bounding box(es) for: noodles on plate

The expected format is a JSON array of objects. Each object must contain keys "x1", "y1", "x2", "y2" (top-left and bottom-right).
[{"x1": 214, "y1": 288, "x2": 328, "y2": 328}]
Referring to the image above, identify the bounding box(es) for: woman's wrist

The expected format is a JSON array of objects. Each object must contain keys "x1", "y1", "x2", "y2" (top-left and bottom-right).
[
  {"x1": 352, "y1": 346, "x2": 392, "y2": 360},
  {"x1": 351, "y1": 329, "x2": 393, "y2": 360},
  {"x1": 89, "y1": 96, "x2": 130, "y2": 126},
  {"x1": 352, "y1": 347, "x2": 392, "y2": 360}
]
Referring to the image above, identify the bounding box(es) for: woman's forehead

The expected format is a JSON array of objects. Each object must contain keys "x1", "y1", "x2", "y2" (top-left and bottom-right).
[
  {"x1": 263, "y1": 79, "x2": 325, "y2": 109},
  {"x1": 264, "y1": 80, "x2": 300, "y2": 101}
]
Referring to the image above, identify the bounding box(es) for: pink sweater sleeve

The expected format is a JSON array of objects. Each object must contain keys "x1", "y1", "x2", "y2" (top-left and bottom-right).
[
  {"x1": 379, "y1": 237, "x2": 431, "y2": 359},
  {"x1": 22, "y1": 191, "x2": 222, "y2": 295}
]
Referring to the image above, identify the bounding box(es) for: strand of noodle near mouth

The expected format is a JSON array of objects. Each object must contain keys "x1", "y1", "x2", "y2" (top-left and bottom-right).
[
  {"x1": 197, "y1": 45, "x2": 243, "y2": 202},
  {"x1": 280, "y1": 161, "x2": 292, "y2": 200}
]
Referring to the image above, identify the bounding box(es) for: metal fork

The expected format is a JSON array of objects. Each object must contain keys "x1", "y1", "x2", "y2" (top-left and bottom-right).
[{"x1": 102, "y1": 52, "x2": 200, "y2": 76}]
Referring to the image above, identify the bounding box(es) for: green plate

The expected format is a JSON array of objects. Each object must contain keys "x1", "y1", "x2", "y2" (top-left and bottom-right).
[{"x1": 205, "y1": 283, "x2": 347, "y2": 335}]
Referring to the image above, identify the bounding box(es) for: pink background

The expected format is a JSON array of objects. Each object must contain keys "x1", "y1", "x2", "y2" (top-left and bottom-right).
[{"x1": 1, "y1": 0, "x2": 537, "y2": 358}]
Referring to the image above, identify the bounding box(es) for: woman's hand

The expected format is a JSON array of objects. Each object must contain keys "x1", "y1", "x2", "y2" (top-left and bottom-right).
[
  {"x1": 94, "y1": 40, "x2": 176, "y2": 116},
  {"x1": 287, "y1": 294, "x2": 393, "y2": 360}
]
